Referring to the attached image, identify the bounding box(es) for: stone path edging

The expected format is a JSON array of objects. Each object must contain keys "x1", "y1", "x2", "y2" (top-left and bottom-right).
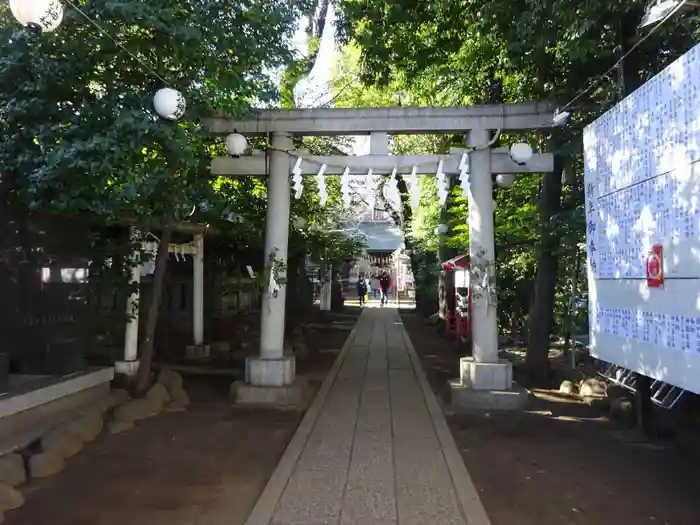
[
  {"x1": 244, "y1": 326, "x2": 358, "y2": 525},
  {"x1": 399, "y1": 316, "x2": 492, "y2": 525}
]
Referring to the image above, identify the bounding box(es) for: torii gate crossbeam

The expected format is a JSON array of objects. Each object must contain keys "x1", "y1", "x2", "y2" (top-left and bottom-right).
[{"x1": 204, "y1": 101, "x2": 554, "y2": 135}]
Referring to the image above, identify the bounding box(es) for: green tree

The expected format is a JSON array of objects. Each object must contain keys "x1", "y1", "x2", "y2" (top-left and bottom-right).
[{"x1": 0, "y1": 0, "x2": 307, "y2": 393}]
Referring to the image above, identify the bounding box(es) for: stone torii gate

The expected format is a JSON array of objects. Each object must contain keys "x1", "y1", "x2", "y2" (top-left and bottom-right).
[{"x1": 205, "y1": 102, "x2": 556, "y2": 407}]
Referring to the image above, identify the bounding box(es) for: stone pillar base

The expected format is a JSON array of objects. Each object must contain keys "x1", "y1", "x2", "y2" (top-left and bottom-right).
[
  {"x1": 114, "y1": 360, "x2": 139, "y2": 377},
  {"x1": 449, "y1": 357, "x2": 529, "y2": 411},
  {"x1": 186, "y1": 344, "x2": 211, "y2": 360},
  {"x1": 246, "y1": 356, "x2": 295, "y2": 387},
  {"x1": 231, "y1": 378, "x2": 309, "y2": 409},
  {"x1": 460, "y1": 357, "x2": 512, "y2": 390}
]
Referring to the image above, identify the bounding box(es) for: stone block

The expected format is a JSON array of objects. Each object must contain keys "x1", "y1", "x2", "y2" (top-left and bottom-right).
[
  {"x1": 157, "y1": 368, "x2": 183, "y2": 392},
  {"x1": 143, "y1": 385, "x2": 168, "y2": 414},
  {"x1": 559, "y1": 380, "x2": 576, "y2": 395},
  {"x1": 231, "y1": 379, "x2": 308, "y2": 408},
  {"x1": 579, "y1": 377, "x2": 606, "y2": 397},
  {"x1": 42, "y1": 428, "x2": 83, "y2": 459},
  {"x1": 185, "y1": 344, "x2": 211, "y2": 360},
  {"x1": 246, "y1": 356, "x2": 295, "y2": 387},
  {"x1": 29, "y1": 452, "x2": 65, "y2": 479},
  {"x1": 114, "y1": 359, "x2": 140, "y2": 377},
  {"x1": 459, "y1": 357, "x2": 513, "y2": 391},
  {"x1": 144, "y1": 396, "x2": 164, "y2": 416},
  {"x1": 449, "y1": 380, "x2": 529, "y2": 411},
  {"x1": 146, "y1": 383, "x2": 171, "y2": 406},
  {"x1": 67, "y1": 413, "x2": 104, "y2": 443},
  {"x1": 108, "y1": 420, "x2": 134, "y2": 435},
  {"x1": 0, "y1": 484, "x2": 23, "y2": 511},
  {"x1": 169, "y1": 387, "x2": 190, "y2": 408},
  {"x1": 0, "y1": 455, "x2": 26, "y2": 487}
]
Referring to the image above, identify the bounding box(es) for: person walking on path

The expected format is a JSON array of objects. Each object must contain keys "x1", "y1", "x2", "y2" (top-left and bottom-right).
[
  {"x1": 357, "y1": 274, "x2": 368, "y2": 306},
  {"x1": 379, "y1": 272, "x2": 391, "y2": 306},
  {"x1": 370, "y1": 274, "x2": 380, "y2": 298}
]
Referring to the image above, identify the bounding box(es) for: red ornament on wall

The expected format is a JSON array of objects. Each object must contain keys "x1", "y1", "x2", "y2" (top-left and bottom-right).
[{"x1": 646, "y1": 244, "x2": 664, "y2": 288}]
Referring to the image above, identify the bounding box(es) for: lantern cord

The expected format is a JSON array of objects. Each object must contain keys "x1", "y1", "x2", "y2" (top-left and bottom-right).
[{"x1": 62, "y1": 0, "x2": 169, "y2": 85}]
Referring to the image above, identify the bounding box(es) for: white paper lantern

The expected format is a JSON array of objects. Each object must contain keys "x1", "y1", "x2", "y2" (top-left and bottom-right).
[
  {"x1": 509, "y1": 142, "x2": 533, "y2": 165},
  {"x1": 435, "y1": 223, "x2": 448, "y2": 235},
  {"x1": 225, "y1": 132, "x2": 248, "y2": 156},
  {"x1": 153, "y1": 87, "x2": 186, "y2": 121},
  {"x1": 495, "y1": 173, "x2": 515, "y2": 188},
  {"x1": 10, "y1": 0, "x2": 64, "y2": 33}
]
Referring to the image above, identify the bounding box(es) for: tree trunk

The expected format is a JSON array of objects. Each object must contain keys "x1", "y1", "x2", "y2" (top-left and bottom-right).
[
  {"x1": 563, "y1": 251, "x2": 581, "y2": 369},
  {"x1": 527, "y1": 251, "x2": 558, "y2": 382},
  {"x1": 526, "y1": 142, "x2": 564, "y2": 384},
  {"x1": 134, "y1": 221, "x2": 174, "y2": 395}
]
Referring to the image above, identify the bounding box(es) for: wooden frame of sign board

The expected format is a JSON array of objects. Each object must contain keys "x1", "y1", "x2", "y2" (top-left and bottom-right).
[{"x1": 583, "y1": 42, "x2": 700, "y2": 395}]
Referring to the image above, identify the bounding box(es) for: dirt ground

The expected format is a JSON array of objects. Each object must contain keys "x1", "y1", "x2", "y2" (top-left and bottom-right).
[
  {"x1": 401, "y1": 310, "x2": 700, "y2": 525},
  {"x1": 4, "y1": 307, "x2": 359, "y2": 525}
]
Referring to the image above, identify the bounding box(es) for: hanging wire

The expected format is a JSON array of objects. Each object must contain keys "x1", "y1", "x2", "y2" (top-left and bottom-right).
[
  {"x1": 62, "y1": 0, "x2": 169, "y2": 85},
  {"x1": 557, "y1": 0, "x2": 687, "y2": 114}
]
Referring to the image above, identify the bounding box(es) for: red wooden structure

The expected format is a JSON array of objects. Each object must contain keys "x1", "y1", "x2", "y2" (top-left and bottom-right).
[{"x1": 441, "y1": 254, "x2": 472, "y2": 342}]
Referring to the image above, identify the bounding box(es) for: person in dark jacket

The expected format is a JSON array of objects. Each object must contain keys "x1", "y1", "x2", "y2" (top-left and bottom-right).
[
  {"x1": 379, "y1": 272, "x2": 391, "y2": 306},
  {"x1": 356, "y1": 274, "x2": 368, "y2": 306}
]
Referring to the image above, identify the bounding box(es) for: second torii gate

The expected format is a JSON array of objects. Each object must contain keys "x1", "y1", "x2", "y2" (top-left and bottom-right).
[{"x1": 205, "y1": 102, "x2": 557, "y2": 407}]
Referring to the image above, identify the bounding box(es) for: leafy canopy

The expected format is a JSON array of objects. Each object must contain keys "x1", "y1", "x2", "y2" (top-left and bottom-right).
[{"x1": 0, "y1": 0, "x2": 310, "y2": 224}]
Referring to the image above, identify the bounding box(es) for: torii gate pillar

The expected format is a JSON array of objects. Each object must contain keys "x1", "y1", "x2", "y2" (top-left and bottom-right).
[
  {"x1": 455, "y1": 128, "x2": 521, "y2": 403},
  {"x1": 467, "y1": 128, "x2": 499, "y2": 365},
  {"x1": 234, "y1": 133, "x2": 300, "y2": 404},
  {"x1": 247, "y1": 132, "x2": 295, "y2": 388}
]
